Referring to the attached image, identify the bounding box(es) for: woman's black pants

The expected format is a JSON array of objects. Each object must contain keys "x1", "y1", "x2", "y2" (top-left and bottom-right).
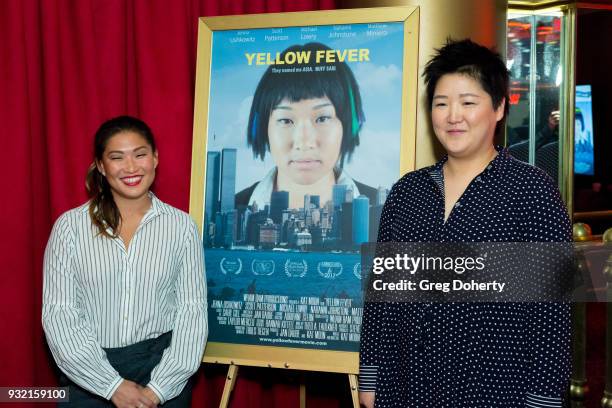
[{"x1": 58, "y1": 332, "x2": 193, "y2": 407}]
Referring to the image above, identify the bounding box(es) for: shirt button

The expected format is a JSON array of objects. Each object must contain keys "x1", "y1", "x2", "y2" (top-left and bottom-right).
[{"x1": 476, "y1": 176, "x2": 482, "y2": 182}]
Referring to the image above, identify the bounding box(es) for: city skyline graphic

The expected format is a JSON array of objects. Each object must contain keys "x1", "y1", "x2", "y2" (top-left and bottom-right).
[{"x1": 204, "y1": 148, "x2": 390, "y2": 253}]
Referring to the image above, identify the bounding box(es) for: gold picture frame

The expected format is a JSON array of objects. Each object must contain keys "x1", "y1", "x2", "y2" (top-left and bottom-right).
[{"x1": 189, "y1": 6, "x2": 419, "y2": 375}]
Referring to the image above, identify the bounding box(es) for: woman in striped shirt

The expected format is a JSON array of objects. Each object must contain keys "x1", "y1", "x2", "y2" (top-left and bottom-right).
[{"x1": 43, "y1": 116, "x2": 207, "y2": 408}]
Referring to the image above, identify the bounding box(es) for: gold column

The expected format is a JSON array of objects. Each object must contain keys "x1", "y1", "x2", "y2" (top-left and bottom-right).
[
  {"x1": 338, "y1": 0, "x2": 508, "y2": 169},
  {"x1": 559, "y1": 3, "x2": 576, "y2": 214}
]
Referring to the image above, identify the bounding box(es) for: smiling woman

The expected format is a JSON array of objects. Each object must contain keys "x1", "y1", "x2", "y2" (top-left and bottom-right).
[
  {"x1": 85, "y1": 117, "x2": 158, "y2": 238},
  {"x1": 88, "y1": 125, "x2": 158, "y2": 238},
  {"x1": 42, "y1": 116, "x2": 207, "y2": 408},
  {"x1": 431, "y1": 74, "x2": 504, "y2": 161},
  {"x1": 359, "y1": 40, "x2": 572, "y2": 408},
  {"x1": 235, "y1": 42, "x2": 376, "y2": 210}
]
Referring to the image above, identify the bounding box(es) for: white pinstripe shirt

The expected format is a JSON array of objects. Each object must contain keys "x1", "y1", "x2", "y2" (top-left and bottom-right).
[{"x1": 42, "y1": 194, "x2": 207, "y2": 403}]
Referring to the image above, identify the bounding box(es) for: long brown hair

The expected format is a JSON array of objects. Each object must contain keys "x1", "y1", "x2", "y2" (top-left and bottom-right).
[{"x1": 85, "y1": 116, "x2": 157, "y2": 237}]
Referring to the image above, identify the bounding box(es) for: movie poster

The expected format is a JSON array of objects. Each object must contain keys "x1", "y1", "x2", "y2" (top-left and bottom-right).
[{"x1": 202, "y1": 22, "x2": 405, "y2": 352}]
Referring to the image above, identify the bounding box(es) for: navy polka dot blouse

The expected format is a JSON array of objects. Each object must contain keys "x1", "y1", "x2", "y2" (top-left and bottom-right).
[{"x1": 359, "y1": 147, "x2": 572, "y2": 407}]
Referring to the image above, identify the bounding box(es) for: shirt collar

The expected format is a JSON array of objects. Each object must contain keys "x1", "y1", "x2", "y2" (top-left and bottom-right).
[
  {"x1": 248, "y1": 168, "x2": 276, "y2": 208},
  {"x1": 147, "y1": 191, "x2": 170, "y2": 215},
  {"x1": 248, "y1": 167, "x2": 362, "y2": 207},
  {"x1": 430, "y1": 145, "x2": 510, "y2": 178},
  {"x1": 139, "y1": 192, "x2": 169, "y2": 227}
]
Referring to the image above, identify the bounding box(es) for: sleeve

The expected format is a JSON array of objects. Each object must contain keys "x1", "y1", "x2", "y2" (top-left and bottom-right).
[
  {"x1": 359, "y1": 183, "x2": 397, "y2": 392},
  {"x1": 523, "y1": 173, "x2": 572, "y2": 407},
  {"x1": 147, "y1": 219, "x2": 208, "y2": 404},
  {"x1": 42, "y1": 213, "x2": 124, "y2": 399}
]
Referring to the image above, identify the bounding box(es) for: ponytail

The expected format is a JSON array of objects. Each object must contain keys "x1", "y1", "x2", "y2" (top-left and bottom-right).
[{"x1": 86, "y1": 162, "x2": 120, "y2": 237}]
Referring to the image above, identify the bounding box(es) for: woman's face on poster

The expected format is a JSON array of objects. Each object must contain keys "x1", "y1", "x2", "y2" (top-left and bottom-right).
[{"x1": 267, "y1": 96, "x2": 343, "y2": 185}]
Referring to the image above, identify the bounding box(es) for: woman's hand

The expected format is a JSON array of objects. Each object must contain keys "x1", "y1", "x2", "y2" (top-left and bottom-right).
[
  {"x1": 142, "y1": 387, "x2": 161, "y2": 405},
  {"x1": 111, "y1": 380, "x2": 157, "y2": 408},
  {"x1": 359, "y1": 391, "x2": 375, "y2": 408}
]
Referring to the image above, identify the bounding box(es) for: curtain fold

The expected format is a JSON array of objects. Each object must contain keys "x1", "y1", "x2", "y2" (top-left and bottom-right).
[{"x1": 0, "y1": 0, "x2": 348, "y2": 406}]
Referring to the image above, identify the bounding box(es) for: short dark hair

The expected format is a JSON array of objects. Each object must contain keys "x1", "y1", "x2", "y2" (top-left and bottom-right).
[
  {"x1": 423, "y1": 39, "x2": 509, "y2": 135},
  {"x1": 247, "y1": 42, "x2": 365, "y2": 168}
]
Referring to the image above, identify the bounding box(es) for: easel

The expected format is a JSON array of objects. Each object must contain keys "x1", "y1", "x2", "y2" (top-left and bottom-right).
[
  {"x1": 219, "y1": 364, "x2": 238, "y2": 408},
  {"x1": 218, "y1": 363, "x2": 360, "y2": 408},
  {"x1": 204, "y1": 343, "x2": 361, "y2": 408},
  {"x1": 190, "y1": 6, "x2": 420, "y2": 408}
]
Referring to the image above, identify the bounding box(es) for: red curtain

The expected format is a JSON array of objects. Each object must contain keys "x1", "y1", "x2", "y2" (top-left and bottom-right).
[{"x1": 0, "y1": 0, "x2": 356, "y2": 407}]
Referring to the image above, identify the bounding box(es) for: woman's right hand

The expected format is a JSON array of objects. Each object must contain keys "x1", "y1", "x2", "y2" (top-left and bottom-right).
[
  {"x1": 359, "y1": 391, "x2": 375, "y2": 408},
  {"x1": 111, "y1": 380, "x2": 157, "y2": 408}
]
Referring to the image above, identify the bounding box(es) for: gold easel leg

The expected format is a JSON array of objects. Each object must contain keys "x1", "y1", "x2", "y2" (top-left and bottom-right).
[
  {"x1": 299, "y1": 380, "x2": 306, "y2": 408},
  {"x1": 219, "y1": 364, "x2": 239, "y2": 408},
  {"x1": 348, "y1": 374, "x2": 359, "y2": 408}
]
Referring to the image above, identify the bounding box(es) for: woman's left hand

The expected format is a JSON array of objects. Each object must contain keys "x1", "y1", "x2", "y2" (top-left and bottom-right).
[{"x1": 142, "y1": 388, "x2": 161, "y2": 405}]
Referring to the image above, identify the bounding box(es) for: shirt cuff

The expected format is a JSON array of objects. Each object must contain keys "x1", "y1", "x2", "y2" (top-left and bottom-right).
[
  {"x1": 525, "y1": 392, "x2": 562, "y2": 407},
  {"x1": 359, "y1": 365, "x2": 378, "y2": 392},
  {"x1": 147, "y1": 381, "x2": 165, "y2": 405},
  {"x1": 104, "y1": 376, "x2": 124, "y2": 400}
]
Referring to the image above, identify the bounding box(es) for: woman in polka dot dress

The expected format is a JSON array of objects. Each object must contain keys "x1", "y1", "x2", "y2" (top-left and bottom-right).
[{"x1": 359, "y1": 39, "x2": 571, "y2": 408}]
